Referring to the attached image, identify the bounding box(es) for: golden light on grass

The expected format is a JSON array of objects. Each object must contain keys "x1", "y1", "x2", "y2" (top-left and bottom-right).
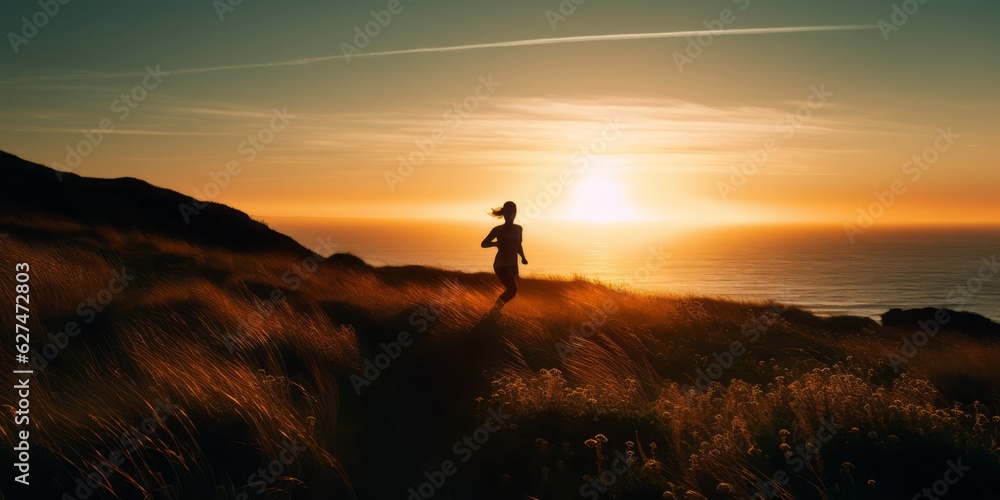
[{"x1": 4, "y1": 214, "x2": 1000, "y2": 498}]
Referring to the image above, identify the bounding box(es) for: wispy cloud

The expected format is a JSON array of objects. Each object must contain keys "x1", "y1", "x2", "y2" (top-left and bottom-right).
[
  {"x1": 0, "y1": 25, "x2": 876, "y2": 82},
  {"x1": 279, "y1": 95, "x2": 906, "y2": 174},
  {"x1": 0, "y1": 125, "x2": 230, "y2": 136}
]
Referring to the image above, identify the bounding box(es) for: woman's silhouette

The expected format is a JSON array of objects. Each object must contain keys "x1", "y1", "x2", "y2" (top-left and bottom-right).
[{"x1": 481, "y1": 201, "x2": 527, "y2": 310}]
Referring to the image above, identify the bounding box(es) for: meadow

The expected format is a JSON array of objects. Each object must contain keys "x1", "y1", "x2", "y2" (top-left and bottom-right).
[{"x1": 2, "y1": 214, "x2": 999, "y2": 499}]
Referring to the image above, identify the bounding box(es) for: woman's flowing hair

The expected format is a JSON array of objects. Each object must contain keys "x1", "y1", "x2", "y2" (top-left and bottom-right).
[{"x1": 489, "y1": 201, "x2": 517, "y2": 219}]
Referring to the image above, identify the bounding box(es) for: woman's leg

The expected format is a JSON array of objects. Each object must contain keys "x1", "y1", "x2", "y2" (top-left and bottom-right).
[{"x1": 494, "y1": 265, "x2": 518, "y2": 307}]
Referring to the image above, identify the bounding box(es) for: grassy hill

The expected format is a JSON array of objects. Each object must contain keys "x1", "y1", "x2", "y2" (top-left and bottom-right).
[
  {"x1": 2, "y1": 153, "x2": 999, "y2": 499},
  {"x1": 0, "y1": 151, "x2": 307, "y2": 254}
]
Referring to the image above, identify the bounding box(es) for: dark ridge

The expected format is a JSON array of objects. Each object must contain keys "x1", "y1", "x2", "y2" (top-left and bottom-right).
[
  {"x1": 0, "y1": 150, "x2": 311, "y2": 255},
  {"x1": 778, "y1": 305, "x2": 881, "y2": 333},
  {"x1": 325, "y1": 251, "x2": 372, "y2": 271},
  {"x1": 881, "y1": 307, "x2": 1000, "y2": 338}
]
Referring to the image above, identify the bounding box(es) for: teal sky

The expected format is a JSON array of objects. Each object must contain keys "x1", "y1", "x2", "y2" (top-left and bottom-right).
[{"x1": 1, "y1": 0, "x2": 998, "y2": 224}]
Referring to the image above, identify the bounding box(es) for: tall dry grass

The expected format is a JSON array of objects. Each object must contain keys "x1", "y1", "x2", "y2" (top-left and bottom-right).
[
  {"x1": 1, "y1": 218, "x2": 999, "y2": 498},
  {"x1": 0, "y1": 224, "x2": 364, "y2": 498}
]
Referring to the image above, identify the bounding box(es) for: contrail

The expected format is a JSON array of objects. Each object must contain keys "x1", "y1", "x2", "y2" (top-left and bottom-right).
[
  {"x1": 2, "y1": 25, "x2": 876, "y2": 82},
  {"x1": 339, "y1": 24, "x2": 875, "y2": 59}
]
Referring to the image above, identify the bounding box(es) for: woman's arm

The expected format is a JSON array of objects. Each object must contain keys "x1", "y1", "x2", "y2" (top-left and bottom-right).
[
  {"x1": 481, "y1": 227, "x2": 498, "y2": 248},
  {"x1": 518, "y1": 228, "x2": 527, "y2": 263}
]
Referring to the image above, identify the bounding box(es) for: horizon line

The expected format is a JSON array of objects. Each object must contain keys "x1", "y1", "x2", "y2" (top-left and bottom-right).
[{"x1": 254, "y1": 215, "x2": 1000, "y2": 228}]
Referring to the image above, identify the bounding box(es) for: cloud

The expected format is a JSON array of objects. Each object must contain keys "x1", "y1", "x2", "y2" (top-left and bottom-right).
[
  {"x1": 336, "y1": 24, "x2": 876, "y2": 59},
  {"x1": 0, "y1": 25, "x2": 876, "y2": 82},
  {"x1": 283, "y1": 95, "x2": 902, "y2": 174},
  {"x1": 0, "y1": 125, "x2": 230, "y2": 136}
]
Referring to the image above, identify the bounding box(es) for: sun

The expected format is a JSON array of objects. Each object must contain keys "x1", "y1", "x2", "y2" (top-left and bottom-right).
[{"x1": 566, "y1": 173, "x2": 641, "y2": 223}]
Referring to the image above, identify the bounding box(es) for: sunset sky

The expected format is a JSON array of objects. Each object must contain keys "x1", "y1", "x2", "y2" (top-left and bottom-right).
[{"x1": 1, "y1": 0, "x2": 997, "y2": 227}]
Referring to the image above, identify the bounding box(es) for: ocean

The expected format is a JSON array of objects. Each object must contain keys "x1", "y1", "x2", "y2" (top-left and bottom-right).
[{"x1": 263, "y1": 217, "x2": 1000, "y2": 321}]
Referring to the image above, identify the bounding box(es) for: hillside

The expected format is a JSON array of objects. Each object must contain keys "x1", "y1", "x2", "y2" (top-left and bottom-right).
[
  {"x1": 0, "y1": 151, "x2": 308, "y2": 255},
  {"x1": 1, "y1": 154, "x2": 999, "y2": 499}
]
